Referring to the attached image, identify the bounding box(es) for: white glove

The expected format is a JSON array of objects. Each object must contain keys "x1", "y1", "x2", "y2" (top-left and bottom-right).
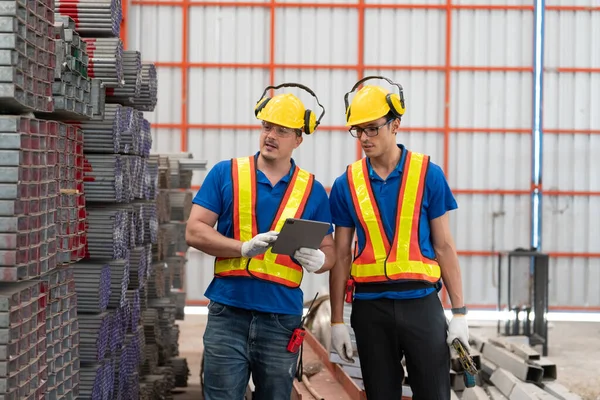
[
  {"x1": 331, "y1": 323, "x2": 354, "y2": 363},
  {"x1": 293, "y1": 247, "x2": 325, "y2": 273},
  {"x1": 447, "y1": 315, "x2": 471, "y2": 352},
  {"x1": 240, "y1": 231, "x2": 279, "y2": 258}
]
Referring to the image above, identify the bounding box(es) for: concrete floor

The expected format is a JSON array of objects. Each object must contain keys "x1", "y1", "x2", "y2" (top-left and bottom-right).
[{"x1": 174, "y1": 314, "x2": 600, "y2": 400}]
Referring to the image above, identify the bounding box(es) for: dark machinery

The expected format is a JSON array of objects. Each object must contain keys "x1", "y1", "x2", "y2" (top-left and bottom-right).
[{"x1": 496, "y1": 248, "x2": 549, "y2": 356}]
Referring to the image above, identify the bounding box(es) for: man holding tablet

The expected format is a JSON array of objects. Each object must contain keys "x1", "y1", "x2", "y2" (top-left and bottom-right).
[
  {"x1": 185, "y1": 83, "x2": 335, "y2": 400},
  {"x1": 328, "y1": 76, "x2": 470, "y2": 399}
]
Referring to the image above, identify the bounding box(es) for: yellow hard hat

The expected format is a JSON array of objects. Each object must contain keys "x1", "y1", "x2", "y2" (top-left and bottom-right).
[
  {"x1": 344, "y1": 76, "x2": 406, "y2": 126},
  {"x1": 255, "y1": 93, "x2": 306, "y2": 130},
  {"x1": 254, "y1": 83, "x2": 326, "y2": 135}
]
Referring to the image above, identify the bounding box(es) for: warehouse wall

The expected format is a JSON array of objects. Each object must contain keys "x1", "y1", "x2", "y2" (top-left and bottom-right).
[{"x1": 125, "y1": 0, "x2": 600, "y2": 310}]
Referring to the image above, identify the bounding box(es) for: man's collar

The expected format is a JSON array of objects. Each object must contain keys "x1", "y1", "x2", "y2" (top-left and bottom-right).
[
  {"x1": 254, "y1": 152, "x2": 296, "y2": 182},
  {"x1": 366, "y1": 144, "x2": 406, "y2": 178}
]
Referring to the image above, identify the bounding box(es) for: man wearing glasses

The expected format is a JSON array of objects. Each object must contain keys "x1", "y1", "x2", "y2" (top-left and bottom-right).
[
  {"x1": 185, "y1": 84, "x2": 335, "y2": 400},
  {"x1": 327, "y1": 76, "x2": 469, "y2": 399}
]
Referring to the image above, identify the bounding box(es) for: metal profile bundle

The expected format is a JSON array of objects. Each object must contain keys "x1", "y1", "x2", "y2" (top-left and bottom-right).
[
  {"x1": 171, "y1": 290, "x2": 186, "y2": 321},
  {"x1": 77, "y1": 311, "x2": 112, "y2": 363},
  {"x1": 56, "y1": 122, "x2": 87, "y2": 266},
  {"x1": 72, "y1": 262, "x2": 111, "y2": 313},
  {"x1": 149, "y1": 155, "x2": 170, "y2": 190},
  {"x1": 168, "y1": 357, "x2": 189, "y2": 387},
  {"x1": 81, "y1": 37, "x2": 124, "y2": 88},
  {"x1": 82, "y1": 154, "x2": 127, "y2": 203},
  {"x1": 124, "y1": 289, "x2": 140, "y2": 330},
  {"x1": 154, "y1": 365, "x2": 175, "y2": 400},
  {"x1": 55, "y1": 0, "x2": 123, "y2": 38},
  {"x1": 83, "y1": 207, "x2": 129, "y2": 259},
  {"x1": 169, "y1": 322, "x2": 179, "y2": 356},
  {"x1": 166, "y1": 256, "x2": 185, "y2": 290},
  {"x1": 139, "y1": 202, "x2": 158, "y2": 245},
  {"x1": 157, "y1": 190, "x2": 170, "y2": 224},
  {"x1": 41, "y1": 16, "x2": 96, "y2": 120},
  {"x1": 0, "y1": 281, "x2": 46, "y2": 398},
  {"x1": 0, "y1": 0, "x2": 56, "y2": 113},
  {"x1": 159, "y1": 152, "x2": 208, "y2": 189},
  {"x1": 146, "y1": 157, "x2": 158, "y2": 201},
  {"x1": 127, "y1": 245, "x2": 148, "y2": 291},
  {"x1": 79, "y1": 103, "x2": 126, "y2": 154},
  {"x1": 105, "y1": 50, "x2": 141, "y2": 105},
  {"x1": 167, "y1": 189, "x2": 192, "y2": 222},
  {"x1": 106, "y1": 258, "x2": 129, "y2": 309},
  {"x1": 0, "y1": 116, "x2": 59, "y2": 281},
  {"x1": 42, "y1": 266, "x2": 80, "y2": 399},
  {"x1": 148, "y1": 297, "x2": 176, "y2": 364},
  {"x1": 132, "y1": 63, "x2": 157, "y2": 111},
  {"x1": 146, "y1": 261, "x2": 165, "y2": 299},
  {"x1": 78, "y1": 358, "x2": 115, "y2": 400}
]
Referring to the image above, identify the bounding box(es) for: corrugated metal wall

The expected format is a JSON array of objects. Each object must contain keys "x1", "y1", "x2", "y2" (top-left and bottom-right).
[{"x1": 126, "y1": 0, "x2": 600, "y2": 310}]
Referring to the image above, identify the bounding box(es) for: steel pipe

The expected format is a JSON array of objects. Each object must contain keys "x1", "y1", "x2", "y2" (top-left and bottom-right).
[
  {"x1": 82, "y1": 37, "x2": 125, "y2": 88},
  {"x1": 56, "y1": 0, "x2": 123, "y2": 38},
  {"x1": 106, "y1": 50, "x2": 141, "y2": 104}
]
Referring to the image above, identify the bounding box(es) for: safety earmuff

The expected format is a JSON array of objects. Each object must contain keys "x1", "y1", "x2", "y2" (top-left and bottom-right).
[
  {"x1": 254, "y1": 82, "x2": 326, "y2": 135},
  {"x1": 343, "y1": 75, "x2": 406, "y2": 123}
]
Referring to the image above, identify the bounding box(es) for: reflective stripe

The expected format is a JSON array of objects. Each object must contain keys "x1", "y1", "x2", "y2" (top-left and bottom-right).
[
  {"x1": 214, "y1": 156, "x2": 313, "y2": 288},
  {"x1": 348, "y1": 151, "x2": 441, "y2": 284}
]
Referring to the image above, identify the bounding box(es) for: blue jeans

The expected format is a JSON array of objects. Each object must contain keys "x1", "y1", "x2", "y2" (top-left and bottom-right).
[{"x1": 203, "y1": 301, "x2": 302, "y2": 400}]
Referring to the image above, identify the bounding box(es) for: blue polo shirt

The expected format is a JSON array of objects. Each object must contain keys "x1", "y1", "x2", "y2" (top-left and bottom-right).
[
  {"x1": 192, "y1": 153, "x2": 333, "y2": 315},
  {"x1": 329, "y1": 144, "x2": 458, "y2": 300}
]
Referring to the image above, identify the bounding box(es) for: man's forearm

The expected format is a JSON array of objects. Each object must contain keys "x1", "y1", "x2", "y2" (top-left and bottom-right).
[
  {"x1": 186, "y1": 223, "x2": 243, "y2": 258},
  {"x1": 436, "y1": 244, "x2": 465, "y2": 309},
  {"x1": 329, "y1": 253, "x2": 351, "y2": 323}
]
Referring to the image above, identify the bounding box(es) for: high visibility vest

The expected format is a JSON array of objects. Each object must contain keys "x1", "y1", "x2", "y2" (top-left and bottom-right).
[
  {"x1": 214, "y1": 156, "x2": 314, "y2": 288},
  {"x1": 347, "y1": 151, "x2": 441, "y2": 284}
]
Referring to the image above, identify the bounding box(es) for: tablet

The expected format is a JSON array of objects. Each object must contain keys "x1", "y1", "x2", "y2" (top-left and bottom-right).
[{"x1": 270, "y1": 218, "x2": 330, "y2": 256}]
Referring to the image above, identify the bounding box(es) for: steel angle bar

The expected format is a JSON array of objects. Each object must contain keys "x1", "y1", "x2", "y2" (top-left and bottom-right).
[
  {"x1": 77, "y1": 311, "x2": 112, "y2": 363},
  {"x1": 146, "y1": 261, "x2": 165, "y2": 299},
  {"x1": 79, "y1": 103, "x2": 125, "y2": 154},
  {"x1": 79, "y1": 358, "x2": 115, "y2": 400},
  {"x1": 145, "y1": 158, "x2": 158, "y2": 201},
  {"x1": 168, "y1": 357, "x2": 189, "y2": 387},
  {"x1": 167, "y1": 190, "x2": 192, "y2": 222},
  {"x1": 106, "y1": 50, "x2": 141, "y2": 105},
  {"x1": 72, "y1": 262, "x2": 111, "y2": 313},
  {"x1": 84, "y1": 208, "x2": 129, "y2": 259},
  {"x1": 140, "y1": 118, "x2": 152, "y2": 158},
  {"x1": 55, "y1": 0, "x2": 122, "y2": 38},
  {"x1": 81, "y1": 37, "x2": 124, "y2": 88},
  {"x1": 124, "y1": 289, "x2": 140, "y2": 332},
  {"x1": 131, "y1": 63, "x2": 157, "y2": 111},
  {"x1": 127, "y1": 245, "x2": 148, "y2": 290}
]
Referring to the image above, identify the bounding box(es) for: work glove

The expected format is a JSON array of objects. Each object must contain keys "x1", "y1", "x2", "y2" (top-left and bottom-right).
[
  {"x1": 240, "y1": 231, "x2": 279, "y2": 258},
  {"x1": 447, "y1": 315, "x2": 471, "y2": 352},
  {"x1": 293, "y1": 247, "x2": 325, "y2": 273},
  {"x1": 331, "y1": 323, "x2": 354, "y2": 363}
]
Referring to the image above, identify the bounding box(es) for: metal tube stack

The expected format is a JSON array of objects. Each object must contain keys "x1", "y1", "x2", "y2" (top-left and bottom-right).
[
  {"x1": 0, "y1": 0, "x2": 56, "y2": 113},
  {"x1": 83, "y1": 38, "x2": 125, "y2": 88},
  {"x1": 106, "y1": 50, "x2": 142, "y2": 106},
  {"x1": 55, "y1": 0, "x2": 123, "y2": 38}
]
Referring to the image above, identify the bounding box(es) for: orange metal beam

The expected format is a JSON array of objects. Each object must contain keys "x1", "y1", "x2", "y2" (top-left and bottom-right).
[
  {"x1": 131, "y1": 0, "x2": 599, "y2": 12},
  {"x1": 355, "y1": 0, "x2": 364, "y2": 161},
  {"x1": 181, "y1": 0, "x2": 189, "y2": 152}
]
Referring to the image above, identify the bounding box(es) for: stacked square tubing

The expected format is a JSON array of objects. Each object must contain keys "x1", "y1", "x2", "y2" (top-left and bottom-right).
[{"x1": 0, "y1": 0, "x2": 174, "y2": 396}]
